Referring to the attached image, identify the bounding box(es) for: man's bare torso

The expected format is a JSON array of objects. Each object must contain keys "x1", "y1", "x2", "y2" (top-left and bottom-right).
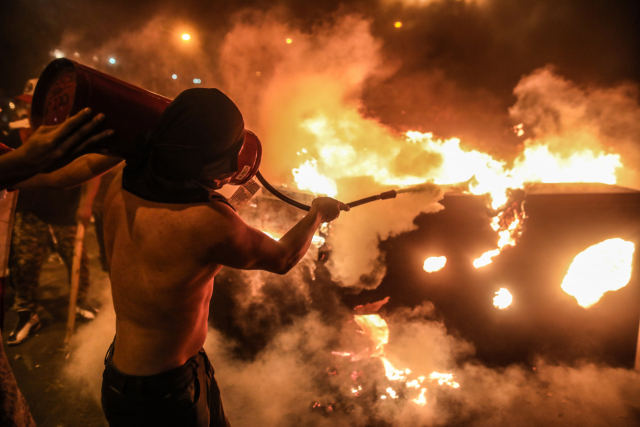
[
  {"x1": 102, "y1": 166, "x2": 343, "y2": 377},
  {"x1": 103, "y1": 172, "x2": 227, "y2": 375}
]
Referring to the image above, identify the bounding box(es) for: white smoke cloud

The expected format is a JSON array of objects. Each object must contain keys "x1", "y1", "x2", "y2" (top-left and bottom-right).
[
  {"x1": 218, "y1": 12, "x2": 446, "y2": 287},
  {"x1": 63, "y1": 276, "x2": 115, "y2": 404},
  {"x1": 55, "y1": 11, "x2": 640, "y2": 427},
  {"x1": 59, "y1": 15, "x2": 223, "y2": 97},
  {"x1": 203, "y1": 304, "x2": 640, "y2": 427},
  {"x1": 509, "y1": 66, "x2": 640, "y2": 190},
  {"x1": 63, "y1": 280, "x2": 640, "y2": 427}
]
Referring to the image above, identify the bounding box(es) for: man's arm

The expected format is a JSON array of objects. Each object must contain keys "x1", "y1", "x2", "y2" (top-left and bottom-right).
[
  {"x1": 0, "y1": 108, "x2": 115, "y2": 190},
  {"x1": 13, "y1": 154, "x2": 123, "y2": 190},
  {"x1": 213, "y1": 197, "x2": 349, "y2": 274}
]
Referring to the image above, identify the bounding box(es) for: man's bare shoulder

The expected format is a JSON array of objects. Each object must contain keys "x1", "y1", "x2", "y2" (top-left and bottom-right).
[{"x1": 104, "y1": 173, "x2": 244, "y2": 240}]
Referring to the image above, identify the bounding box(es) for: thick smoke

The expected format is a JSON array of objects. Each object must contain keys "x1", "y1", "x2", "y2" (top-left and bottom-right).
[
  {"x1": 52, "y1": 6, "x2": 640, "y2": 427},
  {"x1": 57, "y1": 9, "x2": 640, "y2": 286},
  {"x1": 64, "y1": 279, "x2": 640, "y2": 426},
  {"x1": 60, "y1": 12, "x2": 448, "y2": 288},
  {"x1": 509, "y1": 66, "x2": 640, "y2": 190},
  {"x1": 209, "y1": 303, "x2": 640, "y2": 427},
  {"x1": 59, "y1": 15, "x2": 224, "y2": 97},
  {"x1": 217, "y1": 13, "x2": 447, "y2": 287},
  {"x1": 63, "y1": 276, "x2": 115, "y2": 404}
]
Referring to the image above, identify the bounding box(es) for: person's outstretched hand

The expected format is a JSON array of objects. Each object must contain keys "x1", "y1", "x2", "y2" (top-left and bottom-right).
[
  {"x1": 20, "y1": 108, "x2": 115, "y2": 173},
  {"x1": 310, "y1": 197, "x2": 350, "y2": 223}
]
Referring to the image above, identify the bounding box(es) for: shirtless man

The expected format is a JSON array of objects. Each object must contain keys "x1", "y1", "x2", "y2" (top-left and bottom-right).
[{"x1": 100, "y1": 88, "x2": 349, "y2": 426}]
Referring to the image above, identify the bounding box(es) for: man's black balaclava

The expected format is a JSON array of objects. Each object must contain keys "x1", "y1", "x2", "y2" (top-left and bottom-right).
[{"x1": 122, "y1": 88, "x2": 245, "y2": 204}]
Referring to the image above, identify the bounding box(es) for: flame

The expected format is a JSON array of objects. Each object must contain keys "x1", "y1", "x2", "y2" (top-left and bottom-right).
[
  {"x1": 429, "y1": 372, "x2": 460, "y2": 388},
  {"x1": 473, "y1": 249, "x2": 501, "y2": 268},
  {"x1": 474, "y1": 198, "x2": 525, "y2": 268},
  {"x1": 381, "y1": 357, "x2": 410, "y2": 381},
  {"x1": 293, "y1": 123, "x2": 620, "y2": 201},
  {"x1": 423, "y1": 256, "x2": 447, "y2": 273},
  {"x1": 413, "y1": 388, "x2": 427, "y2": 406},
  {"x1": 292, "y1": 115, "x2": 620, "y2": 268},
  {"x1": 351, "y1": 313, "x2": 459, "y2": 405},
  {"x1": 353, "y1": 315, "x2": 388, "y2": 357},
  {"x1": 493, "y1": 288, "x2": 513, "y2": 309},
  {"x1": 561, "y1": 238, "x2": 635, "y2": 308},
  {"x1": 292, "y1": 159, "x2": 338, "y2": 197}
]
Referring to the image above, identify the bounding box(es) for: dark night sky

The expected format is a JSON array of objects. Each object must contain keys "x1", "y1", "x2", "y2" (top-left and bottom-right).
[{"x1": 1, "y1": 0, "x2": 639, "y2": 126}]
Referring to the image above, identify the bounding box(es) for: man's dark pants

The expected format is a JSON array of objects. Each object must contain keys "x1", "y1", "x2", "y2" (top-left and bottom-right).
[{"x1": 101, "y1": 343, "x2": 230, "y2": 427}]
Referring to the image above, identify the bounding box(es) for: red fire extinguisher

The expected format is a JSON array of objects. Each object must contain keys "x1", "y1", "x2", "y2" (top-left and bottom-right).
[
  {"x1": 30, "y1": 58, "x2": 172, "y2": 158},
  {"x1": 30, "y1": 58, "x2": 396, "y2": 211}
]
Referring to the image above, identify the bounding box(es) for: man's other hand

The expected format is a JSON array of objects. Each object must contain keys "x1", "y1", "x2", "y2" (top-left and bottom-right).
[
  {"x1": 310, "y1": 197, "x2": 350, "y2": 223},
  {"x1": 20, "y1": 108, "x2": 114, "y2": 173}
]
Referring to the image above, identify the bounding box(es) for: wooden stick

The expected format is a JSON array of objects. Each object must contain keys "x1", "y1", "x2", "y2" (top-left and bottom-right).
[{"x1": 64, "y1": 219, "x2": 85, "y2": 346}]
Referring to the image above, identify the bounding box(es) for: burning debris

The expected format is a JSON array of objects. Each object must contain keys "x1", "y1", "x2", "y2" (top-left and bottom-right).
[{"x1": 322, "y1": 300, "x2": 461, "y2": 414}]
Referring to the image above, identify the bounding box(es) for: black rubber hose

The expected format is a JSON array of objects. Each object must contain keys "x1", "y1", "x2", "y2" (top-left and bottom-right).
[
  {"x1": 256, "y1": 171, "x2": 311, "y2": 211},
  {"x1": 255, "y1": 171, "x2": 398, "y2": 212}
]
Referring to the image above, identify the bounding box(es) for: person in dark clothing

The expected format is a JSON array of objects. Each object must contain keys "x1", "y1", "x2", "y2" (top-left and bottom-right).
[
  {"x1": 0, "y1": 107, "x2": 117, "y2": 427},
  {"x1": 7, "y1": 136, "x2": 101, "y2": 346}
]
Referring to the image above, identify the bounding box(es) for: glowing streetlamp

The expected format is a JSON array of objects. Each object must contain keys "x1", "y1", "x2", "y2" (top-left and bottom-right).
[
  {"x1": 109, "y1": 58, "x2": 116, "y2": 64},
  {"x1": 394, "y1": 22, "x2": 403, "y2": 28},
  {"x1": 286, "y1": 38, "x2": 293, "y2": 44},
  {"x1": 182, "y1": 33, "x2": 191, "y2": 41}
]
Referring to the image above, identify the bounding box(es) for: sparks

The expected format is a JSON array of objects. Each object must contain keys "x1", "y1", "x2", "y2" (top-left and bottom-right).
[{"x1": 429, "y1": 372, "x2": 460, "y2": 388}]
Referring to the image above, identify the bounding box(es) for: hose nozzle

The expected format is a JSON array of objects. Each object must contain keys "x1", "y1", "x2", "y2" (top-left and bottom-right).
[{"x1": 347, "y1": 189, "x2": 397, "y2": 208}]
